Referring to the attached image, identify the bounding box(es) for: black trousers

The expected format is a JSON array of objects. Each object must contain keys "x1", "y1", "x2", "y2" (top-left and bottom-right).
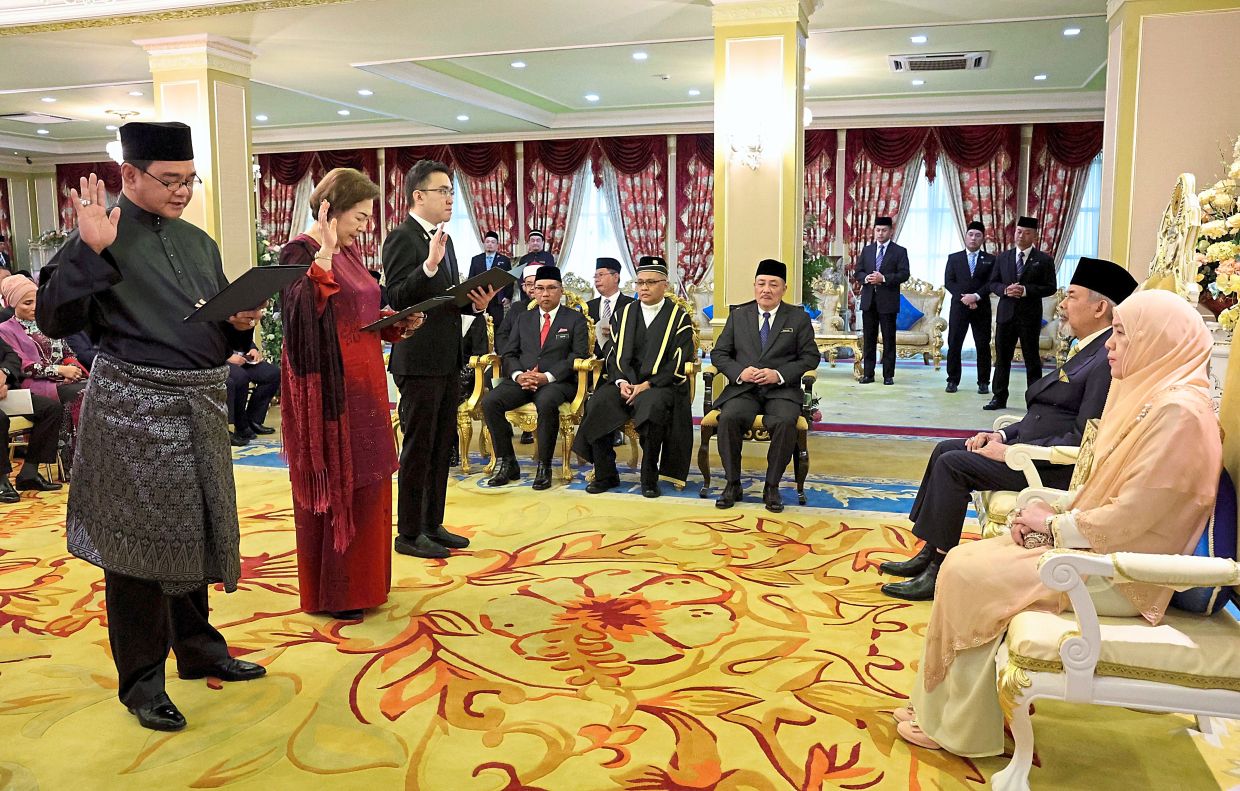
[
  {"x1": 589, "y1": 420, "x2": 666, "y2": 486},
  {"x1": 395, "y1": 373, "x2": 458, "y2": 538},
  {"x1": 716, "y1": 394, "x2": 799, "y2": 486},
  {"x1": 991, "y1": 317, "x2": 1043, "y2": 401},
  {"x1": 104, "y1": 570, "x2": 231, "y2": 708},
  {"x1": 908, "y1": 438, "x2": 1074, "y2": 551},
  {"x1": 0, "y1": 392, "x2": 63, "y2": 477},
  {"x1": 946, "y1": 306, "x2": 991, "y2": 387},
  {"x1": 482, "y1": 379, "x2": 573, "y2": 465},
  {"x1": 861, "y1": 306, "x2": 897, "y2": 379},
  {"x1": 225, "y1": 361, "x2": 280, "y2": 430}
]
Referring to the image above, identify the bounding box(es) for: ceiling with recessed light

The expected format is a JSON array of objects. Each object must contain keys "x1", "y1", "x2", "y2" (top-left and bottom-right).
[{"x1": 0, "y1": 0, "x2": 1107, "y2": 162}]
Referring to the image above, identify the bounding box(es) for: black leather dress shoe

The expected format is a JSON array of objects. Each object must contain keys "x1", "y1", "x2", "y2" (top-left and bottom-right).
[
  {"x1": 485, "y1": 456, "x2": 519, "y2": 487},
  {"x1": 945, "y1": 382, "x2": 958, "y2": 393},
  {"x1": 641, "y1": 482, "x2": 660, "y2": 499},
  {"x1": 448, "y1": 448, "x2": 460, "y2": 467},
  {"x1": 329, "y1": 609, "x2": 364, "y2": 621},
  {"x1": 762, "y1": 485, "x2": 783, "y2": 513},
  {"x1": 15, "y1": 472, "x2": 61, "y2": 492},
  {"x1": 394, "y1": 534, "x2": 451, "y2": 559},
  {"x1": 0, "y1": 477, "x2": 20, "y2": 504},
  {"x1": 858, "y1": 376, "x2": 875, "y2": 384},
  {"x1": 179, "y1": 657, "x2": 267, "y2": 682},
  {"x1": 249, "y1": 422, "x2": 276, "y2": 436},
  {"x1": 531, "y1": 462, "x2": 552, "y2": 491},
  {"x1": 883, "y1": 377, "x2": 894, "y2": 386},
  {"x1": 879, "y1": 543, "x2": 937, "y2": 577},
  {"x1": 230, "y1": 432, "x2": 250, "y2": 447},
  {"x1": 977, "y1": 384, "x2": 990, "y2": 395},
  {"x1": 128, "y1": 694, "x2": 186, "y2": 732},
  {"x1": 427, "y1": 524, "x2": 469, "y2": 549},
  {"x1": 519, "y1": 431, "x2": 534, "y2": 445},
  {"x1": 612, "y1": 430, "x2": 626, "y2": 447},
  {"x1": 880, "y1": 562, "x2": 940, "y2": 601},
  {"x1": 586, "y1": 476, "x2": 619, "y2": 494},
  {"x1": 982, "y1": 397, "x2": 1007, "y2": 411},
  {"x1": 715, "y1": 482, "x2": 743, "y2": 509}
]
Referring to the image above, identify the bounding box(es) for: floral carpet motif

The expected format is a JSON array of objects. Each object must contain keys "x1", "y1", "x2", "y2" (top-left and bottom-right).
[{"x1": 0, "y1": 466, "x2": 1232, "y2": 790}]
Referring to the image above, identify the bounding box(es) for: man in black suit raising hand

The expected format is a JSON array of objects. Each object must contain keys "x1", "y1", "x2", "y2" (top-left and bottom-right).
[
  {"x1": 943, "y1": 220, "x2": 995, "y2": 394},
  {"x1": 852, "y1": 216, "x2": 910, "y2": 385}
]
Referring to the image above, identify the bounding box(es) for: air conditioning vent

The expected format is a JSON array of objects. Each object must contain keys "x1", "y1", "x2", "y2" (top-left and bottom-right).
[
  {"x1": 0, "y1": 112, "x2": 73, "y2": 125},
  {"x1": 889, "y1": 52, "x2": 990, "y2": 73}
]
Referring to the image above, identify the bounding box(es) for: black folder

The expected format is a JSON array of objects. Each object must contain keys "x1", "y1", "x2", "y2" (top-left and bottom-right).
[
  {"x1": 183, "y1": 265, "x2": 309, "y2": 322},
  {"x1": 360, "y1": 295, "x2": 455, "y2": 332},
  {"x1": 445, "y1": 267, "x2": 517, "y2": 306}
]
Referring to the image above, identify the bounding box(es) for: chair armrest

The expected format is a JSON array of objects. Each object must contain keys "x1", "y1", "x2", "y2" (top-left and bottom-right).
[
  {"x1": 683, "y1": 359, "x2": 698, "y2": 404},
  {"x1": 702, "y1": 364, "x2": 719, "y2": 414},
  {"x1": 828, "y1": 316, "x2": 844, "y2": 331},
  {"x1": 568, "y1": 359, "x2": 595, "y2": 416},
  {"x1": 932, "y1": 316, "x2": 948, "y2": 332},
  {"x1": 463, "y1": 355, "x2": 491, "y2": 411},
  {"x1": 1014, "y1": 486, "x2": 1073, "y2": 511},
  {"x1": 1004, "y1": 444, "x2": 1079, "y2": 488},
  {"x1": 993, "y1": 415, "x2": 1021, "y2": 431}
]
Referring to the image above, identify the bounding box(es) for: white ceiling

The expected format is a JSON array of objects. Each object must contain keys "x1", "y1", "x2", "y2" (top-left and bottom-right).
[{"x1": 0, "y1": 0, "x2": 1108, "y2": 162}]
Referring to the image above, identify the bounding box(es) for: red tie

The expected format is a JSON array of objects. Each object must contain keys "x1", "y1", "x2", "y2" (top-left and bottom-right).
[{"x1": 539, "y1": 312, "x2": 551, "y2": 347}]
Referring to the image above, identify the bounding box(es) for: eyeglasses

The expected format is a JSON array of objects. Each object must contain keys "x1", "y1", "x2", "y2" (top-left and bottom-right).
[
  {"x1": 532, "y1": 284, "x2": 562, "y2": 293},
  {"x1": 635, "y1": 278, "x2": 667, "y2": 287},
  {"x1": 141, "y1": 169, "x2": 202, "y2": 192},
  {"x1": 417, "y1": 186, "x2": 454, "y2": 198}
]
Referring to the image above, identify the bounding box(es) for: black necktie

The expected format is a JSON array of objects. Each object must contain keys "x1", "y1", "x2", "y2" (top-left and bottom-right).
[
  {"x1": 760, "y1": 311, "x2": 771, "y2": 349},
  {"x1": 1016, "y1": 251, "x2": 1025, "y2": 279}
]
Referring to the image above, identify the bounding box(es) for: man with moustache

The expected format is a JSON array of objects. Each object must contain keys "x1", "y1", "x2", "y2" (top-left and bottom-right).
[
  {"x1": 518, "y1": 229, "x2": 555, "y2": 269},
  {"x1": 944, "y1": 220, "x2": 996, "y2": 394}
]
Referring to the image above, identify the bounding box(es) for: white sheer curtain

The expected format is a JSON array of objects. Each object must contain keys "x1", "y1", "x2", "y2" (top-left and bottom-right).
[
  {"x1": 444, "y1": 173, "x2": 482, "y2": 264},
  {"x1": 599, "y1": 161, "x2": 636, "y2": 275},
  {"x1": 1055, "y1": 156, "x2": 1104, "y2": 287},
  {"x1": 561, "y1": 161, "x2": 626, "y2": 284},
  {"x1": 896, "y1": 164, "x2": 973, "y2": 347},
  {"x1": 292, "y1": 173, "x2": 314, "y2": 237}
]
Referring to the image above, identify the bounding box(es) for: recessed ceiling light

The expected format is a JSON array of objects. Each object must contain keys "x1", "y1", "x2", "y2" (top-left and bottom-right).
[
  {"x1": 911, "y1": 79, "x2": 925, "y2": 86},
  {"x1": 357, "y1": 89, "x2": 373, "y2": 96},
  {"x1": 687, "y1": 88, "x2": 701, "y2": 97},
  {"x1": 910, "y1": 35, "x2": 927, "y2": 44},
  {"x1": 128, "y1": 90, "x2": 143, "y2": 97},
  {"x1": 1034, "y1": 74, "x2": 1048, "y2": 81},
  {"x1": 105, "y1": 124, "x2": 118, "y2": 131},
  {"x1": 632, "y1": 51, "x2": 648, "y2": 61},
  {"x1": 584, "y1": 93, "x2": 600, "y2": 102},
  {"x1": 41, "y1": 97, "x2": 56, "y2": 103},
  {"x1": 804, "y1": 83, "x2": 813, "y2": 91},
  {"x1": 511, "y1": 60, "x2": 526, "y2": 69},
  {"x1": 456, "y1": 114, "x2": 470, "y2": 121},
  {"x1": 1063, "y1": 27, "x2": 1081, "y2": 36},
  {"x1": 255, "y1": 114, "x2": 268, "y2": 122},
  {"x1": 36, "y1": 129, "x2": 49, "y2": 135},
  {"x1": 337, "y1": 109, "x2": 351, "y2": 116}
]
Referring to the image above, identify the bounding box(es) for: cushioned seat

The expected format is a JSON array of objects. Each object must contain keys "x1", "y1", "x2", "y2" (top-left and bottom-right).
[{"x1": 868, "y1": 277, "x2": 946, "y2": 368}]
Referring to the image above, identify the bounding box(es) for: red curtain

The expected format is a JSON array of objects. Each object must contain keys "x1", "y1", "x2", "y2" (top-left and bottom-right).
[
  {"x1": 937, "y1": 125, "x2": 1020, "y2": 250},
  {"x1": 598, "y1": 136, "x2": 668, "y2": 265},
  {"x1": 383, "y1": 144, "x2": 453, "y2": 230},
  {"x1": 804, "y1": 130, "x2": 837, "y2": 256},
  {"x1": 0, "y1": 179, "x2": 11, "y2": 253},
  {"x1": 1028, "y1": 122, "x2": 1104, "y2": 265},
  {"x1": 456, "y1": 143, "x2": 518, "y2": 253},
  {"x1": 56, "y1": 162, "x2": 122, "y2": 230},
  {"x1": 524, "y1": 139, "x2": 595, "y2": 256},
  {"x1": 675, "y1": 134, "x2": 714, "y2": 289}
]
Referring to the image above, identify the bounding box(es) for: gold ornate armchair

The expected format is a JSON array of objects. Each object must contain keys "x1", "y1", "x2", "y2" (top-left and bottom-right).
[
  {"x1": 881, "y1": 276, "x2": 947, "y2": 368},
  {"x1": 455, "y1": 313, "x2": 496, "y2": 474},
  {"x1": 479, "y1": 293, "x2": 597, "y2": 483}
]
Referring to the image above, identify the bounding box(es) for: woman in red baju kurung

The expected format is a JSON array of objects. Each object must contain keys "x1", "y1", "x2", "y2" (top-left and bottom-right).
[{"x1": 278, "y1": 168, "x2": 420, "y2": 621}]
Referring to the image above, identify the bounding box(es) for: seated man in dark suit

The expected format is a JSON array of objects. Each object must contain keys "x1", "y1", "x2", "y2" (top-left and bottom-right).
[
  {"x1": 469, "y1": 230, "x2": 513, "y2": 326},
  {"x1": 851, "y1": 216, "x2": 910, "y2": 385},
  {"x1": 574, "y1": 256, "x2": 694, "y2": 498},
  {"x1": 880, "y1": 257, "x2": 1138, "y2": 601},
  {"x1": 496, "y1": 264, "x2": 539, "y2": 445},
  {"x1": 0, "y1": 335, "x2": 64, "y2": 502},
  {"x1": 482, "y1": 266, "x2": 588, "y2": 491},
  {"x1": 586, "y1": 257, "x2": 634, "y2": 362},
  {"x1": 225, "y1": 341, "x2": 280, "y2": 446},
  {"x1": 711, "y1": 259, "x2": 821, "y2": 513}
]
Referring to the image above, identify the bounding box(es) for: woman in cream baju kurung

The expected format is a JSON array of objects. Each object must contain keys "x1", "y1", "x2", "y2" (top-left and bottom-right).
[{"x1": 897, "y1": 289, "x2": 1223, "y2": 756}]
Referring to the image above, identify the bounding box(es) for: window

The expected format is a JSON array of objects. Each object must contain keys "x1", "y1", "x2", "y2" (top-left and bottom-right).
[
  {"x1": 1055, "y1": 155, "x2": 1104, "y2": 287},
  {"x1": 561, "y1": 161, "x2": 628, "y2": 284},
  {"x1": 443, "y1": 173, "x2": 482, "y2": 263},
  {"x1": 895, "y1": 168, "x2": 963, "y2": 341}
]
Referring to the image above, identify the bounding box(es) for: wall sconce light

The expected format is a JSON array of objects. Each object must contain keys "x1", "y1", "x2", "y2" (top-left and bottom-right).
[{"x1": 730, "y1": 134, "x2": 763, "y2": 171}]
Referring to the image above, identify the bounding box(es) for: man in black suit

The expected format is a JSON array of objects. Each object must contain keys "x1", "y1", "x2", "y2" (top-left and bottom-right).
[
  {"x1": 944, "y1": 220, "x2": 996, "y2": 394},
  {"x1": 483, "y1": 266, "x2": 588, "y2": 491},
  {"x1": 0, "y1": 234, "x2": 11, "y2": 272},
  {"x1": 574, "y1": 257, "x2": 694, "y2": 498},
  {"x1": 851, "y1": 216, "x2": 910, "y2": 385},
  {"x1": 985, "y1": 216, "x2": 1057, "y2": 410},
  {"x1": 383, "y1": 159, "x2": 497, "y2": 559},
  {"x1": 496, "y1": 264, "x2": 537, "y2": 352},
  {"x1": 712, "y1": 259, "x2": 821, "y2": 513},
  {"x1": 469, "y1": 230, "x2": 513, "y2": 326},
  {"x1": 0, "y1": 334, "x2": 64, "y2": 503},
  {"x1": 586, "y1": 257, "x2": 634, "y2": 362},
  {"x1": 518, "y1": 229, "x2": 555, "y2": 270},
  {"x1": 224, "y1": 340, "x2": 279, "y2": 446},
  {"x1": 880, "y1": 258, "x2": 1137, "y2": 600}
]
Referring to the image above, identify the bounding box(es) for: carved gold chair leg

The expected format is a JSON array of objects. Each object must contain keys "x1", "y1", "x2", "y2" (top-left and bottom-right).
[
  {"x1": 457, "y1": 410, "x2": 474, "y2": 475},
  {"x1": 558, "y1": 415, "x2": 575, "y2": 483},
  {"x1": 697, "y1": 425, "x2": 715, "y2": 496},
  {"x1": 826, "y1": 347, "x2": 838, "y2": 368},
  {"x1": 624, "y1": 421, "x2": 640, "y2": 470}
]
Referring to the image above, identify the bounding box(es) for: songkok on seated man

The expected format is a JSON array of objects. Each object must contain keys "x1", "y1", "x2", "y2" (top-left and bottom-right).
[
  {"x1": 637, "y1": 255, "x2": 668, "y2": 276},
  {"x1": 535, "y1": 266, "x2": 561, "y2": 282},
  {"x1": 1071, "y1": 257, "x2": 1136, "y2": 304},
  {"x1": 755, "y1": 258, "x2": 787, "y2": 280},
  {"x1": 121, "y1": 120, "x2": 194, "y2": 161}
]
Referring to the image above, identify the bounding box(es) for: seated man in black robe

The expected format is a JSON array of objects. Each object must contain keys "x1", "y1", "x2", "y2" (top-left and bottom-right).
[
  {"x1": 879, "y1": 257, "x2": 1138, "y2": 601},
  {"x1": 573, "y1": 256, "x2": 694, "y2": 498},
  {"x1": 482, "y1": 266, "x2": 588, "y2": 491}
]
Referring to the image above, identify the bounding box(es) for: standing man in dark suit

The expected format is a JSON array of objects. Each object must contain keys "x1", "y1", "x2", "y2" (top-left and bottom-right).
[
  {"x1": 711, "y1": 259, "x2": 821, "y2": 513},
  {"x1": 985, "y1": 216, "x2": 1056, "y2": 410},
  {"x1": 518, "y1": 229, "x2": 555, "y2": 270},
  {"x1": 383, "y1": 159, "x2": 497, "y2": 559},
  {"x1": 851, "y1": 216, "x2": 910, "y2": 385},
  {"x1": 483, "y1": 267, "x2": 588, "y2": 491},
  {"x1": 0, "y1": 235, "x2": 12, "y2": 273},
  {"x1": 879, "y1": 258, "x2": 1137, "y2": 600},
  {"x1": 586, "y1": 257, "x2": 634, "y2": 363},
  {"x1": 469, "y1": 230, "x2": 512, "y2": 326},
  {"x1": 944, "y1": 220, "x2": 995, "y2": 394}
]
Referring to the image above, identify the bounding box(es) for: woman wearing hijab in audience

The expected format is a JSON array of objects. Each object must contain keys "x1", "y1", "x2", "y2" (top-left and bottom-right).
[
  {"x1": 0, "y1": 274, "x2": 88, "y2": 476},
  {"x1": 894, "y1": 288, "x2": 1222, "y2": 756},
  {"x1": 278, "y1": 168, "x2": 422, "y2": 622}
]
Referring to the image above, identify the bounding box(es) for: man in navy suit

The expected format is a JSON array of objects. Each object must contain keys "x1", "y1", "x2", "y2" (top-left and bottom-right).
[
  {"x1": 985, "y1": 216, "x2": 1057, "y2": 410},
  {"x1": 879, "y1": 257, "x2": 1137, "y2": 600},
  {"x1": 851, "y1": 216, "x2": 910, "y2": 385},
  {"x1": 482, "y1": 266, "x2": 589, "y2": 491},
  {"x1": 468, "y1": 230, "x2": 513, "y2": 325},
  {"x1": 944, "y1": 220, "x2": 995, "y2": 394}
]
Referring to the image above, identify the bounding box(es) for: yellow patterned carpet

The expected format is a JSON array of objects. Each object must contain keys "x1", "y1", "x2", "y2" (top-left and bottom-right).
[{"x1": 2, "y1": 462, "x2": 1238, "y2": 791}]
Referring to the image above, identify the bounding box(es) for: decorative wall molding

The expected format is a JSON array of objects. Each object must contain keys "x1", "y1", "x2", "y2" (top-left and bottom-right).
[
  {"x1": 0, "y1": 0, "x2": 352, "y2": 36},
  {"x1": 711, "y1": 0, "x2": 820, "y2": 27}
]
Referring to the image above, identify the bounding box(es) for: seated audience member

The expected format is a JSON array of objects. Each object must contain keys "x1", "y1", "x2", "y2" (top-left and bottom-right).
[
  {"x1": 894, "y1": 289, "x2": 1221, "y2": 757},
  {"x1": 573, "y1": 256, "x2": 694, "y2": 498},
  {"x1": 482, "y1": 266, "x2": 587, "y2": 491},
  {"x1": 710, "y1": 259, "x2": 820, "y2": 513},
  {"x1": 496, "y1": 264, "x2": 540, "y2": 445},
  {"x1": 0, "y1": 334, "x2": 64, "y2": 502},
  {"x1": 0, "y1": 274, "x2": 87, "y2": 476},
  {"x1": 225, "y1": 341, "x2": 280, "y2": 446},
  {"x1": 880, "y1": 258, "x2": 1138, "y2": 601}
]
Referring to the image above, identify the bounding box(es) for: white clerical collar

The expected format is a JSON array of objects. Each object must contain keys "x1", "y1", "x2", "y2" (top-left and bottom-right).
[{"x1": 639, "y1": 298, "x2": 665, "y2": 323}]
